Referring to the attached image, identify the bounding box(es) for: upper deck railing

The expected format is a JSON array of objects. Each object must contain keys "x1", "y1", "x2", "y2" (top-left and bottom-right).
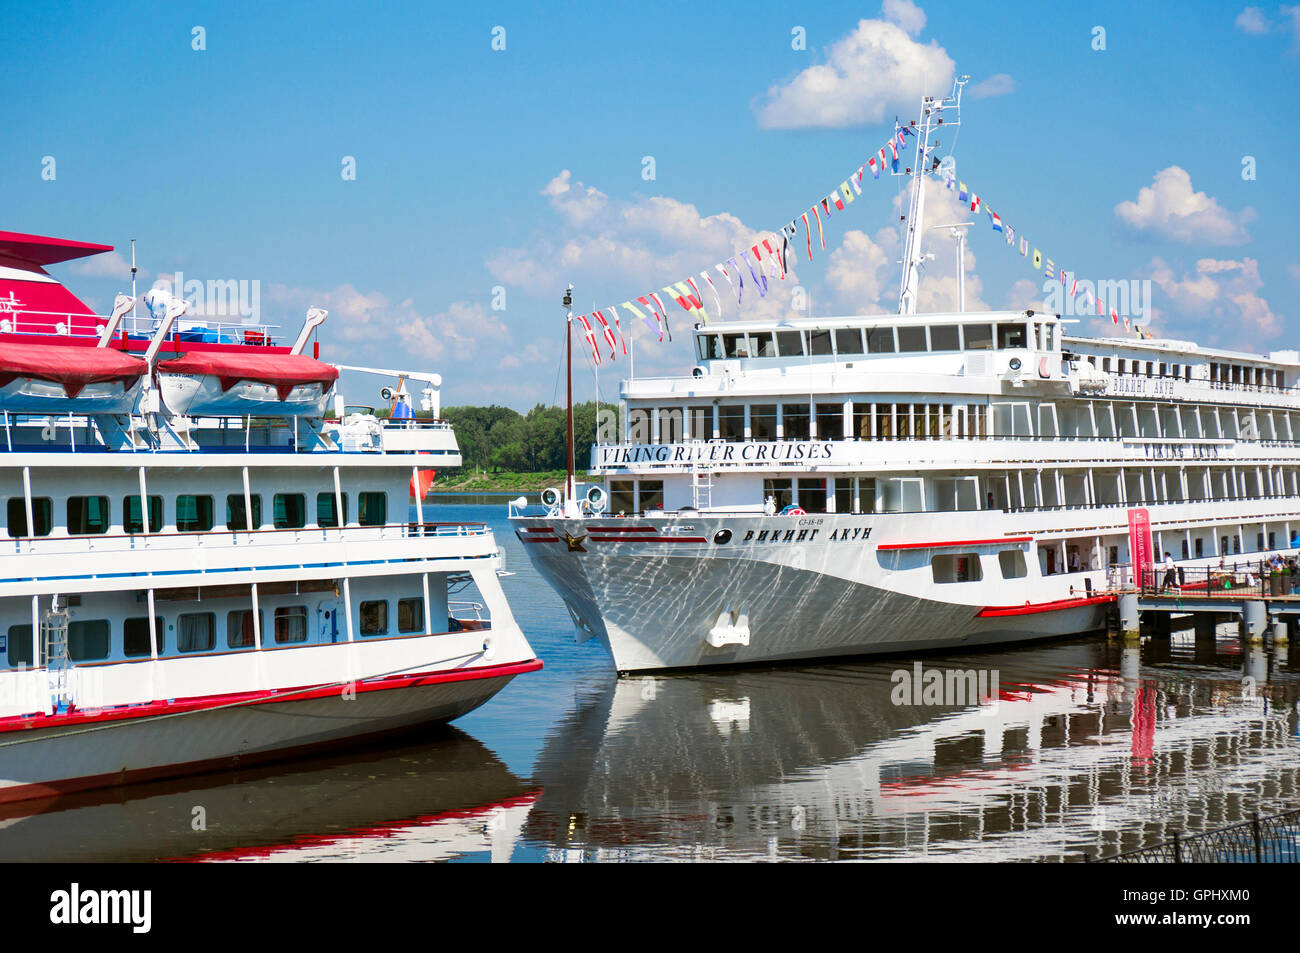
[
  {"x1": 0, "y1": 308, "x2": 281, "y2": 347},
  {"x1": 4, "y1": 521, "x2": 492, "y2": 561}
]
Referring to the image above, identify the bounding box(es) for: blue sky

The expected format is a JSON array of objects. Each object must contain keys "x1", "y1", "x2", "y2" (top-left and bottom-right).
[{"x1": 5, "y1": 0, "x2": 1298, "y2": 409}]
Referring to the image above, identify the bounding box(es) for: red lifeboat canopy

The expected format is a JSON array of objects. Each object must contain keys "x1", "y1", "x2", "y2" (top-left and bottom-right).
[
  {"x1": 155, "y1": 352, "x2": 339, "y2": 401},
  {"x1": 0, "y1": 342, "x2": 147, "y2": 397}
]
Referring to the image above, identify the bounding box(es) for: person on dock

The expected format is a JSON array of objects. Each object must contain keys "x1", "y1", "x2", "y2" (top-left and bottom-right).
[{"x1": 1161, "y1": 552, "x2": 1176, "y2": 591}]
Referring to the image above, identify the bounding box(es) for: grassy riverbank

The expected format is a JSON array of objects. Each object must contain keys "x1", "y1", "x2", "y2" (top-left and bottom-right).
[{"x1": 426, "y1": 469, "x2": 594, "y2": 493}]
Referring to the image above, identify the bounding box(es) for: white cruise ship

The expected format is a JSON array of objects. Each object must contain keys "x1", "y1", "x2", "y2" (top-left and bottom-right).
[
  {"x1": 512, "y1": 89, "x2": 1300, "y2": 673},
  {"x1": 0, "y1": 228, "x2": 540, "y2": 802}
]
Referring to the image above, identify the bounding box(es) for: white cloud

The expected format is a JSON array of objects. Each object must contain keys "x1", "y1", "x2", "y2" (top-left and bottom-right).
[
  {"x1": 1236, "y1": 6, "x2": 1272, "y2": 33},
  {"x1": 1285, "y1": 5, "x2": 1300, "y2": 46},
  {"x1": 754, "y1": 8, "x2": 955, "y2": 128},
  {"x1": 1114, "y1": 166, "x2": 1255, "y2": 245},
  {"x1": 1149, "y1": 256, "x2": 1283, "y2": 340},
  {"x1": 881, "y1": 0, "x2": 926, "y2": 35},
  {"x1": 486, "y1": 171, "x2": 804, "y2": 338},
  {"x1": 968, "y1": 73, "x2": 1016, "y2": 99},
  {"x1": 67, "y1": 250, "x2": 147, "y2": 281},
  {"x1": 1003, "y1": 278, "x2": 1049, "y2": 312},
  {"x1": 261, "y1": 282, "x2": 533, "y2": 402},
  {"x1": 1236, "y1": 4, "x2": 1300, "y2": 47},
  {"x1": 541, "y1": 170, "x2": 609, "y2": 227}
]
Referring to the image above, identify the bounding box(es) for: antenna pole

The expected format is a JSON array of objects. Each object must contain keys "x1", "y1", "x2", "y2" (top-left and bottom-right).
[
  {"x1": 563, "y1": 285, "x2": 575, "y2": 506},
  {"x1": 130, "y1": 239, "x2": 138, "y2": 323},
  {"x1": 897, "y1": 74, "x2": 968, "y2": 315}
]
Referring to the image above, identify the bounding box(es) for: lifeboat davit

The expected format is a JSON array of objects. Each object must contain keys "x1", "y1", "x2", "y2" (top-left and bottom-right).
[
  {"x1": 155, "y1": 351, "x2": 339, "y2": 416},
  {"x1": 0, "y1": 343, "x2": 147, "y2": 414}
]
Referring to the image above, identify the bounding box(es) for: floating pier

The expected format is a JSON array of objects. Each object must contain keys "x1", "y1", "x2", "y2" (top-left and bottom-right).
[{"x1": 1111, "y1": 562, "x2": 1300, "y2": 645}]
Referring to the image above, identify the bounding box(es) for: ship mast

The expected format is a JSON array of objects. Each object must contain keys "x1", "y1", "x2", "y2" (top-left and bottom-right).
[
  {"x1": 897, "y1": 75, "x2": 968, "y2": 315},
  {"x1": 563, "y1": 284, "x2": 575, "y2": 507}
]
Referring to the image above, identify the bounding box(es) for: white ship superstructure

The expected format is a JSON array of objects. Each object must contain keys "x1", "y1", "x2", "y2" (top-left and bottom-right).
[
  {"x1": 0, "y1": 229, "x2": 540, "y2": 802},
  {"x1": 512, "y1": 87, "x2": 1300, "y2": 672}
]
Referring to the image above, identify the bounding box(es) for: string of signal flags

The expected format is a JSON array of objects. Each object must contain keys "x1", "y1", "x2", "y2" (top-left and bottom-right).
[{"x1": 569, "y1": 123, "x2": 1152, "y2": 366}]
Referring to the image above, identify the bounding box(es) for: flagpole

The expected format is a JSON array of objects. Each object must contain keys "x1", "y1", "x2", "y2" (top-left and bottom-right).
[{"x1": 563, "y1": 285, "x2": 575, "y2": 508}]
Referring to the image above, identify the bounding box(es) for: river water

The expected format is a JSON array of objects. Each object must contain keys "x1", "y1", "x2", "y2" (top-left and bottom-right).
[{"x1": 4, "y1": 498, "x2": 1298, "y2": 862}]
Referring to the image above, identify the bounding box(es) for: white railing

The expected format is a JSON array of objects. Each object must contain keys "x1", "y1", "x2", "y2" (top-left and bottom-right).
[
  {"x1": 1, "y1": 308, "x2": 280, "y2": 345},
  {"x1": 3, "y1": 521, "x2": 491, "y2": 560}
]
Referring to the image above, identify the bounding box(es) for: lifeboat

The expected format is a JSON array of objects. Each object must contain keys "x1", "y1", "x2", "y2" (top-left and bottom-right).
[
  {"x1": 0, "y1": 342, "x2": 146, "y2": 414},
  {"x1": 155, "y1": 351, "x2": 339, "y2": 416}
]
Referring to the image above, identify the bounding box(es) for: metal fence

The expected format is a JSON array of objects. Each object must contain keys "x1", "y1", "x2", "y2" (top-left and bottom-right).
[
  {"x1": 1096, "y1": 808, "x2": 1300, "y2": 862},
  {"x1": 1134, "y1": 561, "x2": 1300, "y2": 600}
]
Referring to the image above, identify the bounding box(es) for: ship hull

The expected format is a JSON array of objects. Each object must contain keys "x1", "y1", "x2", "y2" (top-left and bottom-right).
[
  {"x1": 514, "y1": 513, "x2": 1111, "y2": 671},
  {"x1": 0, "y1": 660, "x2": 539, "y2": 804}
]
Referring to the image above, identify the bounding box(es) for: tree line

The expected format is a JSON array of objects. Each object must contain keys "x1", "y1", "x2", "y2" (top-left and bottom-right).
[{"x1": 441, "y1": 402, "x2": 601, "y2": 472}]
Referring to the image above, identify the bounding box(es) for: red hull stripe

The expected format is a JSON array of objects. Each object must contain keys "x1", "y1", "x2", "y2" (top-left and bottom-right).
[
  {"x1": 0, "y1": 658, "x2": 543, "y2": 735},
  {"x1": 589, "y1": 536, "x2": 706, "y2": 543},
  {"x1": 877, "y1": 536, "x2": 1033, "y2": 551},
  {"x1": 167, "y1": 790, "x2": 544, "y2": 862},
  {"x1": 977, "y1": 595, "x2": 1115, "y2": 617}
]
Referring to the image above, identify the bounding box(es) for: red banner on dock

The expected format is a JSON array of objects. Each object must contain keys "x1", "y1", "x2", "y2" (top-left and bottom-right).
[{"x1": 1128, "y1": 508, "x2": 1153, "y2": 587}]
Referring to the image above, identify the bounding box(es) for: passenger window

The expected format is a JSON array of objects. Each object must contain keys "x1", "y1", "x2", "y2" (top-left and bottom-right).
[
  {"x1": 723, "y1": 333, "x2": 751, "y2": 358},
  {"x1": 398, "y1": 598, "x2": 424, "y2": 633},
  {"x1": 360, "y1": 600, "x2": 388, "y2": 636},
  {"x1": 273, "y1": 493, "x2": 307, "y2": 529},
  {"x1": 226, "y1": 610, "x2": 261, "y2": 649},
  {"x1": 358, "y1": 492, "x2": 387, "y2": 526},
  {"x1": 866, "y1": 327, "x2": 896, "y2": 353},
  {"x1": 808, "y1": 330, "x2": 833, "y2": 355},
  {"x1": 834, "y1": 328, "x2": 864, "y2": 355},
  {"x1": 8, "y1": 498, "x2": 53, "y2": 538},
  {"x1": 898, "y1": 326, "x2": 927, "y2": 352},
  {"x1": 996, "y1": 324, "x2": 1026, "y2": 348},
  {"x1": 931, "y1": 553, "x2": 983, "y2": 583},
  {"x1": 124, "y1": 495, "x2": 163, "y2": 534},
  {"x1": 316, "y1": 492, "x2": 348, "y2": 527},
  {"x1": 274, "y1": 606, "x2": 308, "y2": 644},
  {"x1": 6, "y1": 624, "x2": 34, "y2": 668},
  {"x1": 123, "y1": 617, "x2": 164, "y2": 657},
  {"x1": 963, "y1": 325, "x2": 993, "y2": 350},
  {"x1": 68, "y1": 620, "x2": 110, "y2": 661},
  {"x1": 775, "y1": 330, "x2": 804, "y2": 356},
  {"x1": 176, "y1": 495, "x2": 215, "y2": 532},
  {"x1": 226, "y1": 494, "x2": 263, "y2": 530},
  {"x1": 998, "y1": 550, "x2": 1028, "y2": 579},
  {"x1": 929, "y1": 325, "x2": 959, "y2": 351},
  {"x1": 178, "y1": 612, "x2": 215, "y2": 653},
  {"x1": 67, "y1": 496, "x2": 110, "y2": 535}
]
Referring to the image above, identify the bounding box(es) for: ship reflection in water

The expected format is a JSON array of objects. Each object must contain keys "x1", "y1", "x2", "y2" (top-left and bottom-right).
[
  {"x1": 0, "y1": 728, "x2": 538, "y2": 863},
  {"x1": 525, "y1": 634, "x2": 1300, "y2": 862},
  {"x1": 2, "y1": 630, "x2": 1295, "y2": 862}
]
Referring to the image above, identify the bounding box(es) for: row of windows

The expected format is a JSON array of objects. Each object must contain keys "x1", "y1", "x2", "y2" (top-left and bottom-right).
[
  {"x1": 1077, "y1": 355, "x2": 1286, "y2": 389},
  {"x1": 627, "y1": 397, "x2": 1300, "y2": 445},
  {"x1": 6, "y1": 491, "x2": 387, "y2": 538},
  {"x1": 4, "y1": 597, "x2": 427, "y2": 666},
  {"x1": 696, "y1": 321, "x2": 1031, "y2": 362}
]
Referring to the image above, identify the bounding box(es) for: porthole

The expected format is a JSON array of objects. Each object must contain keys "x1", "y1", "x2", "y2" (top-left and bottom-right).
[{"x1": 713, "y1": 529, "x2": 732, "y2": 545}]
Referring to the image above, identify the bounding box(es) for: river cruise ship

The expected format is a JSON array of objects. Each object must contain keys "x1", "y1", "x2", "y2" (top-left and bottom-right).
[
  {"x1": 0, "y1": 228, "x2": 540, "y2": 802},
  {"x1": 512, "y1": 90, "x2": 1300, "y2": 672}
]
